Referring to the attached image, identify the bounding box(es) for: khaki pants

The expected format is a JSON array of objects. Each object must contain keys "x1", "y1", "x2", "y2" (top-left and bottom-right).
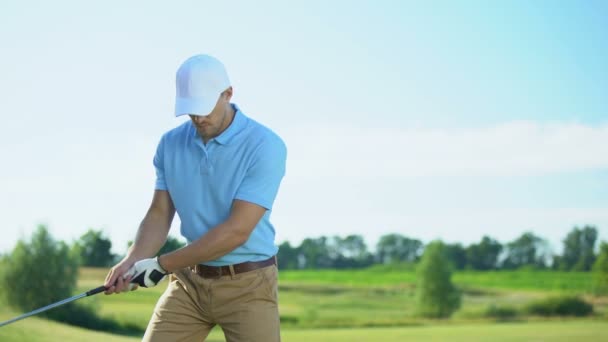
[{"x1": 142, "y1": 264, "x2": 280, "y2": 342}]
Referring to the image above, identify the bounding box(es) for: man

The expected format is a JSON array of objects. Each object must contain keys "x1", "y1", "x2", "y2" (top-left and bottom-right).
[{"x1": 104, "y1": 54, "x2": 287, "y2": 342}]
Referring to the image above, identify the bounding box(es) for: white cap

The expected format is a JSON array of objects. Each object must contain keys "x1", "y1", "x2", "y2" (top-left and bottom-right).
[{"x1": 174, "y1": 54, "x2": 231, "y2": 117}]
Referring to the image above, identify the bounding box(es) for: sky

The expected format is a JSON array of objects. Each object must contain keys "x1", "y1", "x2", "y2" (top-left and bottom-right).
[{"x1": 1, "y1": 0, "x2": 607, "y2": 256}]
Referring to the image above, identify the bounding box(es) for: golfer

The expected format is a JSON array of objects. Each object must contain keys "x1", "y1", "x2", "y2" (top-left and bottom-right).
[{"x1": 104, "y1": 54, "x2": 287, "y2": 342}]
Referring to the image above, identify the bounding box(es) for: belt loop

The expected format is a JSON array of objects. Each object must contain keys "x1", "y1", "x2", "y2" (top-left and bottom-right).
[{"x1": 228, "y1": 264, "x2": 236, "y2": 279}]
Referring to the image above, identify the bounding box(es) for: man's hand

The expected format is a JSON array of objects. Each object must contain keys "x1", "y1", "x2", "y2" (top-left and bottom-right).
[
  {"x1": 104, "y1": 257, "x2": 139, "y2": 294},
  {"x1": 126, "y1": 257, "x2": 169, "y2": 288}
]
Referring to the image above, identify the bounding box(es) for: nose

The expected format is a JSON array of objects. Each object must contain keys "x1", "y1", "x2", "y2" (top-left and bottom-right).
[{"x1": 190, "y1": 115, "x2": 207, "y2": 124}]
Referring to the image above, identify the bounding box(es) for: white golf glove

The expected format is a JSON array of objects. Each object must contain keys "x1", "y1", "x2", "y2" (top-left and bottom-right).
[{"x1": 126, "y1": 257, "x2": 169, "y2": 288}]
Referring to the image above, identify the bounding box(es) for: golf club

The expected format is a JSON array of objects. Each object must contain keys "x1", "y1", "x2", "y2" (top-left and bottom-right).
[{"x1": 0, "y1": 284, "x2": 115, "y2": 328}]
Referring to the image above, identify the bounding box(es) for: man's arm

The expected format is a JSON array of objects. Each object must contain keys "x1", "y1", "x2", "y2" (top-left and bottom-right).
[
  {"x1": 104, "y1": 190, "x2": 175, "y2": 292},
  {"x1": 157, "y1": 199, "x2": 265, "y2": 273},
  {"x1": 128, "y1": 190, "x2": 176, "y2": 260}
]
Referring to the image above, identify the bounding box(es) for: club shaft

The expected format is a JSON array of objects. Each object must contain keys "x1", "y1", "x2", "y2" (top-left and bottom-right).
[{"x1": 0, "y1": 292, "x2": 87, "y2": 327}]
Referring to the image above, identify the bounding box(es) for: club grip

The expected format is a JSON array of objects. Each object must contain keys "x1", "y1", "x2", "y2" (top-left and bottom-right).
[{"x1": 86, "y1": 285, "x2": 108, "y2": 296}]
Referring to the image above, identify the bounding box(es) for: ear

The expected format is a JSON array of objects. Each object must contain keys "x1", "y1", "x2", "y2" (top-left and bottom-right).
[{"x1": 223, "y1": 86, "x2": 233, "y2": 101}]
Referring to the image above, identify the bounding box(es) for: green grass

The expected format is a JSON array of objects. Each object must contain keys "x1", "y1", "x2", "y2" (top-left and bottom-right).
[
  {"x1": 76, "y1": 268, "x2": 165, "y2": 329},
  {"x1": 279, "y1": 266, "x2": 418, "y2": 287},
  {"x1": 79, "y1": 268, "x2": 417, "y2": 329},
  {"x1": 282, "y1": 321, "x2": 608, "y2": 342},
  {"x1": 454, "y1": 270, "x2": 593, "y2": 292},
  {"x1": 2, "y1": 309, "x2": 608, "y2": 342},
  {"x1": 279, "y1": 267, "x2": 593, "y2": 293},
  {"x1": 0, "y1": 308, "x2": 137, "y2": 342},
  {"x1": 1, "y1": 267, "x2": 605, "y2": 341},
  {"x1": 75, "y1": 267, "x2": 606, "y2": 330}
]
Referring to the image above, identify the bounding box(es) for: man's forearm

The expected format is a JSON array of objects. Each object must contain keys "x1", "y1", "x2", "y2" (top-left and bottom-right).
[
  {"x1": 158, "y1": 220, "x2": 249, "y2": 273},
  {"x1": 127, "y1": 210, "x2": 173, "y2": 261}
]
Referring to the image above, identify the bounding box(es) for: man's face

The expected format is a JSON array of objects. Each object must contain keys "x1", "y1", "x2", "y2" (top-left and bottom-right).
[{"x1": 189, "y1": 88, "x2": 232, "y2": 141}]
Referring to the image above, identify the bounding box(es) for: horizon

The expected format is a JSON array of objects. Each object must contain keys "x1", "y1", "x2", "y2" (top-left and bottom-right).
[{"x1": 2, "y1": 222, "x2": 601, "y2": 258}]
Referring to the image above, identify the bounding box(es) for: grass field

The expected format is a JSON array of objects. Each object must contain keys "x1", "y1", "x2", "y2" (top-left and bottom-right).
[
  {"x1": 279, "y1": 266, "x2": 594, "y2": 292},
  {"x1": 1, "y1": 310, "x2": 607, "y2": 342},
  {"x1": 74, "y1": 267, "x2": 607, "y2": 329},
  {"x1": 1, "y1": 267, "x2": 606, "y2": 341}
]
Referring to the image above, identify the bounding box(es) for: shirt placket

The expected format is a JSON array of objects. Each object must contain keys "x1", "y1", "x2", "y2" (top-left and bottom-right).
[{"x1": 199, "y1": 140, "x2": 215, "y2": 175}]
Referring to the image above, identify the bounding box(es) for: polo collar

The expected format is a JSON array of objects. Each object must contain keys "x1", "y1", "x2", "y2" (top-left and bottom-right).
[{"x1": 214, "y1": 104, "x2": 247, "y2": 145}]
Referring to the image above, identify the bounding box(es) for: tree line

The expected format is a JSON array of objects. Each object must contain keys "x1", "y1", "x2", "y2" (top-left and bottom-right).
[
  {"x1": 69, "y1": 229, "x2": 186, "y2": 267},
  {"x1": 45, "y1": 224, "x2": 602, "y2": 272},
  {"x1": 277, "y1": 225, "x2": 601, "y2": 271}
]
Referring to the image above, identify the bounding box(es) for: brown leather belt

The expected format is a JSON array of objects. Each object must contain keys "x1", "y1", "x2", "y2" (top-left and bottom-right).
[{"x1": 193, "y1": 256, "x2": 276, "y2": 279}]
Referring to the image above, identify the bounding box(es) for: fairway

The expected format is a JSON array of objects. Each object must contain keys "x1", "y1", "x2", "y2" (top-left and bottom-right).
[
  {"x1": 0, "y1": 313, "x2": 137, "y2": 342},
  {"x1": 279, "y1": 267, "x2": 594, "y2": 293},
  {"x1": 282, "y1": 321, "x2": 608, "y2": 342},
  {"x1": 1, "y1": 312, "x2": 607, "y2": 342}
]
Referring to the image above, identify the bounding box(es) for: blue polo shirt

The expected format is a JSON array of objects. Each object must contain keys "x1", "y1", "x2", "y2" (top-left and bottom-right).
[{"x1": 153, "y1": 104, "x2": 287, "y2": 266}]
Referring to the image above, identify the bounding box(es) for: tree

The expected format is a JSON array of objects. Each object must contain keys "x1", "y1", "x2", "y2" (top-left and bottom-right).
[
  {"x1": 559, "y1": 225, "x2": 598, "y2": 271},
  {"x1": 551, "y1": 254, "x2": 564, "y2": 271},
  {"x1": 501, "y1": 232, "x2": 550, "y2": 270},
  {"x1": 330, "y1": 235, "x2": 373, "y2": 268},
  {"x1": 156, "y1": 236, "x2": 187, "y2": 256},
  {"x1": 126, "y1": 236, "x2": 186, "y2": 257},
  {"x1": 298, "y1": 237, "x2": 332, "y2": 269},
  {"x1": 592, "y1": 242, "x2": 608, "y2": 295},
  {"x1": 0, "y1": 225, "x2": 79, "y2": 314},
  {"x1": 444, "y1": 243, "x2": 467, "y2": 270},
  {"x1": 73, "y1": 229, "x2": 115, "y2": 267},
  {"x1": 415, "y1": 241, "x2": 461, "y2": 318},
  {"x1": 376, "y1": 234, "x2": 423, "y2": 264},
  {"x1": 277, "y1": 241, "x2": 299, "y2": 269},
  {"x1": 466, "y1": 236, "x2": 502, "y2": 270}
]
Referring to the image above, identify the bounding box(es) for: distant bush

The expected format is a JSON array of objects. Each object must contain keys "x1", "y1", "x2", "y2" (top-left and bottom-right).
[
  {"x1": 525, "y1": 296, "x2": 593, "y2": 317},
  {"x1": 484, "y1": 304, "x2": 518, "y2": 320},
  {"x1": 72, "y1": 229, "x2": 115, "y2": 267},
  {"x1": 0, "y1": 225, "x2": 79, "y2": 313},
  {"x1": 279, "y1": 315, "x2": 299, "y2": 325},
  {"x1": 592, "y1": 242, "x2": 608, "y2": 295},
  {"x1": 49, "y1": 302, "x2": 142, "y2": 335},
  {"x1": 0, "y1": 225, "x2": 139, "y2": 335},
  {"x1": 415, "y1": 241, "x2": 461, "y2": 318}
]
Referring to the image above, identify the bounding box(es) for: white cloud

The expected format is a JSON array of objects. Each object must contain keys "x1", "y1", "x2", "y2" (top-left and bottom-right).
[{"x1": 283, "y1": 121, "x2": 608, "y2": 179}]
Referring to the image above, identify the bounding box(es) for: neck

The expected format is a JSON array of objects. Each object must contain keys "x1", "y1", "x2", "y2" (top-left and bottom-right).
[
  {"x1": 203, "y1": 104, "x2": 236, "y2": 144},
  {"x1": 221, "y1": 104, "x2": 236, "y2": 132}
]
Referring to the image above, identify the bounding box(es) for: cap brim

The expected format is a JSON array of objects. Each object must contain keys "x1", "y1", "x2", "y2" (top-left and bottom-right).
[{"x1": 175, "y1": 96, "x2": 216, "y2": 117}]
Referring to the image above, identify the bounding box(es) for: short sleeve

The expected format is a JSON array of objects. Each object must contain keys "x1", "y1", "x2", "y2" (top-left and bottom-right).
[
  {"x1": 235, "y1": 138, "x2": 287, "y2": 210},
  {"x1": 153, "y1": 134, "x2": 168, "y2": 191}
]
